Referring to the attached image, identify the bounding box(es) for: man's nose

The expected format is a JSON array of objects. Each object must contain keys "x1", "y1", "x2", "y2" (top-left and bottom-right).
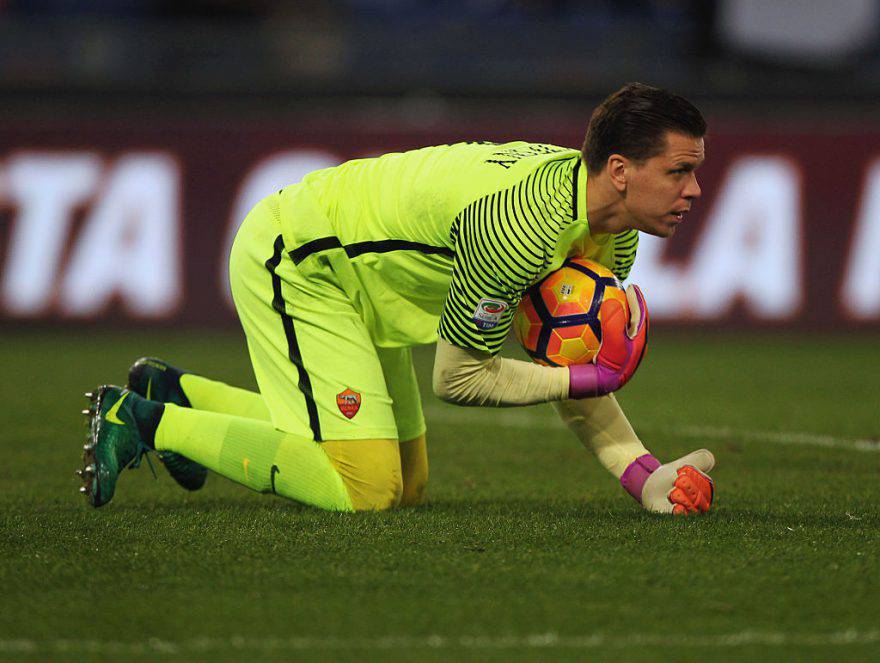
[{"x1": 683, "y1": 174, "x2": 701, "y2": 200}]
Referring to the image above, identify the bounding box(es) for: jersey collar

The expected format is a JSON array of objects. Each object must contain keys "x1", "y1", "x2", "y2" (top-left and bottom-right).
[{"x1": 571, "y1": 155, "x2": 588, "y2": 222}]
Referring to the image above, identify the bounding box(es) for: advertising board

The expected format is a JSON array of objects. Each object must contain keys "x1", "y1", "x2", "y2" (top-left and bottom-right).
[{"x1": 1, "y1": 118, "x2": 877, "y2": 328}]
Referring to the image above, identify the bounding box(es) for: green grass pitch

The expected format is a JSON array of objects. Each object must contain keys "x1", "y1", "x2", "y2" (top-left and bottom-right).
[{"x1": 0, "y1": 328, "x2": 878, "y2": 661}]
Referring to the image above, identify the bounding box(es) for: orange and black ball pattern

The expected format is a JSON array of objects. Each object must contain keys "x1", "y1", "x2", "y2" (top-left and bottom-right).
[{"x1": 514, "y1": 258, "x2": 628, "y2": 367}]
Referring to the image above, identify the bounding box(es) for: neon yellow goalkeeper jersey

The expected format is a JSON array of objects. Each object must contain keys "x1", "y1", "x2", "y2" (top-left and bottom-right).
[{"x1": 277, "y1": 141, "x2": 638, "y2": 355}]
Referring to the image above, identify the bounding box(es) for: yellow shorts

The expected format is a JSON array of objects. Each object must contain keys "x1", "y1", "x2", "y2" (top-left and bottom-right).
[{"x1": 229, "y1": 193, "x2": 427, "y2": 443}]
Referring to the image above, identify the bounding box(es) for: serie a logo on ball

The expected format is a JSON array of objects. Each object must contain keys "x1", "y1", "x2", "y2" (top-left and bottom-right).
[{"x1": 514, "y1": 258, "x2": 628, "y2": 367}]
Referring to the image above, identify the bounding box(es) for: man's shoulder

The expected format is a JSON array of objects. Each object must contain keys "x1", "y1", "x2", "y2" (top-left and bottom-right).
[
  {"x1": 478, "y1": 142, "x2": 577, "y2": 170},
  {"x1": 397, "y1": 140, "x2": 576, "y2": 165}
]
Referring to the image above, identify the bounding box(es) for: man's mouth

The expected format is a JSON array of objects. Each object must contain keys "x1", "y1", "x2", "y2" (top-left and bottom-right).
[{"x1": 669, "y1": 209, "x2": 689, "y2": 222}]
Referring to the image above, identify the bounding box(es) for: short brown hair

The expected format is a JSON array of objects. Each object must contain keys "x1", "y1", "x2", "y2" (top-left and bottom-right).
[{"x1": 582, "y1": 83, "x2": 706, "y2": 173}]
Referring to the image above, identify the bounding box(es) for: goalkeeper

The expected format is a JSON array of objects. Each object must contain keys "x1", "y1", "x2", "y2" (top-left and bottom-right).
[{"x1": 79, "y1": 82, "x2": 715, "y2": 515}]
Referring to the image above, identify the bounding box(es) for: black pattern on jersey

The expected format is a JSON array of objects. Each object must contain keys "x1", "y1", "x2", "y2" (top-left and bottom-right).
[
  {"x1": 439, "y1": 156, "x2": 576, "y2": 354},
  {"x1": 612, "y1": 229, "x2": 639, "y2": 281},
  {"x1": 484, "y1": 143, "x2": 569, "y2": 169}
]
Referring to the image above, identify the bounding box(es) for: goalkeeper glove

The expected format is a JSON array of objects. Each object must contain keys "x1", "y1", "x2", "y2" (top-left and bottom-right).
[
  {"x1": 620, "y1": 449, "x2": 716, "y2": 515},
  {"x1": 569, "y1": 284, "x2": 649, "y2": 398}
]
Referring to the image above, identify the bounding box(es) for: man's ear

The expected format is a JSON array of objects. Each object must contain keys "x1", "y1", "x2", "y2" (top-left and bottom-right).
[{"x1": 607, "y1": 154, "x2": 628, "y2": 193}]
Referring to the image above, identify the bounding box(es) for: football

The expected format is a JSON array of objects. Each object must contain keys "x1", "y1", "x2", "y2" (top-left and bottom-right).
[{"x1": 514, "y1": 257, "x2": 628, "y2": 366}]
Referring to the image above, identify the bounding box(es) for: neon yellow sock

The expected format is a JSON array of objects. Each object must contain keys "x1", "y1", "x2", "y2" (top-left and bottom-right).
[
  {"x1": 179, "y1": 374, "x2": 271, "y2": 421},
  {"x1": 155, "y1": 404, "x2": 353, "y2": 511}
]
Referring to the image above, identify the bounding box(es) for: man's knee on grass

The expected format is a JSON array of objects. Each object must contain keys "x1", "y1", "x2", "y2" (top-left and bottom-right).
[
  {"x1": 399, "y1": 435, "x2": 428, "y2": 507},
  {"x1": 321, "y1": 439, "x2": 403, "y2": 511}
]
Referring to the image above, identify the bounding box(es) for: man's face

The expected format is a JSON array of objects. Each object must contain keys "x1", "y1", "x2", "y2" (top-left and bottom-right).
[{"x1": 621, "y1": 131, "x2": 705, "y2": 238}]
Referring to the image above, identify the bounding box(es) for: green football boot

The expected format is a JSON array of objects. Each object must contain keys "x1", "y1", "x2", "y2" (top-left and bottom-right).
[
  {"x1": 127, "y1": 357, "x2": 208, "y2": 491},
  {"x1": 78, "y1": 386, "x2": 154, "y2": 508}
]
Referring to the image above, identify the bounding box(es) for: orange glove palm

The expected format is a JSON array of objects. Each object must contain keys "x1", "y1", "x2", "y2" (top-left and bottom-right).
[
  {"x1": 622, "y1": 449, "x2": 716, "y2": 515},
  {"x1": 569, "y1": 284, "x2": 649, "y2": 398},
  {"x1": 669, "y1": 465, "x2": 715, "y2": 515}
]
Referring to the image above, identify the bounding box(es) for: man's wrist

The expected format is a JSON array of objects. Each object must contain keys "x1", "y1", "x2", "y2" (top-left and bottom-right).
[
  {"x1": 568, "y1": 363, "x2": 597, "y2": 398},
  {"x1": 620, "y1": 454, "x2": 661, "y2": 503},
  {"x1": 568, "y1": 363, "x2": 623, "y2": 399}
]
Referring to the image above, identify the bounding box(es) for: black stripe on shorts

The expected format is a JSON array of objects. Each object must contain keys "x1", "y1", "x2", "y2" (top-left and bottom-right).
[
  {"x1": 289, "y1": 236, "x2": 343, "y2": 264},
  {"x1": 289, "y1": 236, "x2": 453, "y2": 264},
  {"x1": 265, "y1": 234, "x2": 323, "y2": 442}
]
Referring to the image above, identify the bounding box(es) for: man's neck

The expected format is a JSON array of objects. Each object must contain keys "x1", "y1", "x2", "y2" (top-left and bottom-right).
[{"x1": 585, "y1": 172, "x2": 630, "y2": 235}]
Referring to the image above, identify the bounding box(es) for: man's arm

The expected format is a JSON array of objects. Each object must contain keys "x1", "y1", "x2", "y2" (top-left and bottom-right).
[
  {"x1": 433, "y1": 344, "x2": 715, "y2": 515},
  {"x1": 432, "y1": 338, "x2": 570, "y2": 407},
  {"x1": 552, "y1": 393, "x2": 647, "y2": 478},
  {"x1": 433, "y1": 337, "x2": 650, "y2": 473},
  {"x1": 433, "y1": 280, "x2": 650, "y2": 407},
  {"x1": 556, "y1": 395, "x2": 715, "y2": 515}
]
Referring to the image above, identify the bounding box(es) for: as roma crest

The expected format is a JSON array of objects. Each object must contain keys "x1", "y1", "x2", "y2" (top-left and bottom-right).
[{"x1": 336, "y1": 388, "x2": 361, "y2": 419}]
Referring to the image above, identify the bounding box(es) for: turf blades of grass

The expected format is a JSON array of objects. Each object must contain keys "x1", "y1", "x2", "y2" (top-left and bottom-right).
[{"x1": 0, "y1": 329, "x2": 877, "y2": 661}]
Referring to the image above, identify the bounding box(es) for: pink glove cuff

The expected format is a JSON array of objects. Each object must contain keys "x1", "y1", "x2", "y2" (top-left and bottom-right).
[
  {"x1": 568, "y1": 363, "x2": 620, "y2": 399},
  {"x1": 620, "y1": 454, "x2": 661, "y2": 504}
]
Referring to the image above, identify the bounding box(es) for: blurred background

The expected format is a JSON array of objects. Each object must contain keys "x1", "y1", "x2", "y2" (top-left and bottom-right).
[{"x1": 1, "y1": 0, "x2": 879, "y2": 330}]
